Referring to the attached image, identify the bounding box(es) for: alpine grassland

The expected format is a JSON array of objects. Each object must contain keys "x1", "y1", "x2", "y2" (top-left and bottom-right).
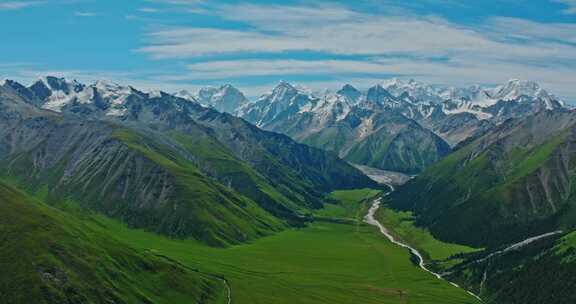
[{"x1": 83, "y1": 189, "x2": 480, "y2": 304}]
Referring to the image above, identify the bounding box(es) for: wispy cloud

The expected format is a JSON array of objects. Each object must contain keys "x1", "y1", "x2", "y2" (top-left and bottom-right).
[
  {"x1": 137, "y1": 3, "x2": 576, "y2": 62},
  {"x1": 138, "y1": 7, "x2": 160, "y2": 13},
  {"x1": 554, "y1": 0, "x2": 576, "y2": 14},
  {"x1": 139, "y1": 18, "x2": 496, "y2": 59},
  {"x1": 0, "y1": 1, "x2": 43, "y2": 10},
  {"x1": 4, "y1": 1, "x2": 576, "y2": 101},
  {"x1": 182, "y1": 59, "x2": 391, "y2": 79},
  {"x1": 131, "y1": 2, "x2": 576, "y2": 101},
  {"x1": 148, "y1": 0, "x2": 205, "y2": 5},
  {"x1": 74, "y1": 11, "x2": 99, "y2": 17}
]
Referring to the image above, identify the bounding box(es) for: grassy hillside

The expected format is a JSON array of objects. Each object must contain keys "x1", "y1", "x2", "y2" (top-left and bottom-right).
[
  {"x1": 445, "y1": 230, "x2": 576, "y2": 304},
  {"x1": 0, "y1": 122, "x2": 286, "y2": 247},
  {"x1": 0, "y1": 182, "x2": 225, "y2": 304},
  {"x1": 391, "y1": 110, "x2": 576, "y2": 247},
  {"x1": 112, "y1": 128, "x2": 286, "y2": 245},
  {"x1": 0, "y1": 84, "x2": 376, "y2": 247}
]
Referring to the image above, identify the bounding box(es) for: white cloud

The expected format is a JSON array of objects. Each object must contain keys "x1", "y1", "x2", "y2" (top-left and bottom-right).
[
  {"x1": 182, "y1": 59, "x2": 391, "y2": 79},
  {"x1": 131, "y1": 3, "x2": 576, "y2": 101},
  {"x1": 0, "y1": 1, "x2": 42, "y2": 10},
  {"x1": 138, "y1": 7, "x2": 160, "y2": 13},
  {"x1": 4, "y1": 2, "x2": 576, "y2": 101},
  {"x1": 138, "y1": 13, "x2": 500, "y2": 59},
  {"x1": 487, "y1": 17, "x2": 576, "y2": 44},
  {"x1": 149, "y1": 0, "x2": 204, "y2": 4},
  {"x1": 137, "y1": 4, "x2": 576, "y2": 63},
  {"x1": 74, "y1": 11, "x2": 98, "y2": 17}
]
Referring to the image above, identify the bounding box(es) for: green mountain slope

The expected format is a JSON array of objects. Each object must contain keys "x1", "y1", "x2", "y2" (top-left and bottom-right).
[
  {"x1": 0, "y1": 82, "x2": 376, "y2": 247},
  {"x1": 391, "y1": 109, "x2": 576, "y2": 247},
  {"x1": 301, "y1": 110, "x2": 451, "y2": 174},
  {"x1": 445, "y1": 231, "x2": 576, "y2": 304},
  {"x1": 0, "y1": 116, "x2": 285, "y2": 246},
  {"x1": 0, "y1": 182, "x2": 225, "y2": 304}
]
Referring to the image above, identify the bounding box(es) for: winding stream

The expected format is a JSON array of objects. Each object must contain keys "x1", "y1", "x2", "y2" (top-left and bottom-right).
[{"x1": 363, "y1": 192, "x2": 483, "y2": 302}]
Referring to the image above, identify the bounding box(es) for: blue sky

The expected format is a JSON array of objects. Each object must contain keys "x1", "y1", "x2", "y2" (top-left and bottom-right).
[{"x1": 1, "y1": 0, "x2": 575, "y2": 100}]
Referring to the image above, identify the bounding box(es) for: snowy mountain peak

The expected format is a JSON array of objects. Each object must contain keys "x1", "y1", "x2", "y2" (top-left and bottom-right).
[
  {"x1": 94, "y1": 79, "x2": 131, "y2": 94},
  {"x1": 338, "y1": 84, "x2": 360, "y2": 95},
  {"x1": 3, "y1": 79, "x2": 26, "y2": 91},
  {"x1": 40, "y1": 76, "x2": 82, "y2": 89},
  {"x1": 439, "y1": 85, "x2": 482, "y2": 101},
  {"x1": 273, "y1": 81, "x2": 297, "y2": 93},
  {"x1": 174, "y1": 89, "x2": 197, "y2": 102},
  {"x1": 480, "y1": 79, "x2": 563, "y2": 110},
  {"x1": 194, "y1": 84, "x2": 248, "y2": 114},
  {"x1": 381, "y1": 77, "x2": 408, "y2": 88},
  {"x1": 268, "y1": 81, "x2": 300, "y2": 102},
  {"x1": 92, "y1": 80, "x2": 134, "y2": 107},
  {"x1": 337, "y1": 84, "x2": 362, "y2": 103},
  {"x1": 31, "y1": 76, "x2": 84, "y2": 96},
  {"x1": 147, "y1": 90, "x2": 165, "y2": 99},
  {"x1": 382, "y1": 78, "x2": 443, "y2": 103},
  {"x1": 490, "y1": 79, "x2": 545, "y2": 100},
  {"x1": 367, "y1": 83, "x2": 394, "y2": 96},
  {"x1": 218, "y1": 84, "x2": 243, "y2": 96},
  {"x1": 197, "y1": 86, "x2": 219, "y2": 101},
  {"x1": 220, "y1": 83, "x2": 235, "y2": 91},
  {"x1": 362, "y1": 84, "x2": 400, "y2": 108}
]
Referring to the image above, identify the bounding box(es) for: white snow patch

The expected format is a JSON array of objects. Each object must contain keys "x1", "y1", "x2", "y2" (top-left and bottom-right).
[{"x1": 106, "y1": 108, "x2": 127, "y2": 116}]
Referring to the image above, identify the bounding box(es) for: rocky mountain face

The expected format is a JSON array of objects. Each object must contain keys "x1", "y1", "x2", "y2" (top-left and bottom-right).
[
  {"x1": 390, "y1": 109, "x2": 576, "y2": 247},
  {"x1": 231, "y1": 78, "x2": 564, "y2": 173},
  {"x1": 236, "y1": 82, "x2": 450, "y2": 173},
  {"x1": 0, "y1": 77, "x2": 376, "y2": 246}
]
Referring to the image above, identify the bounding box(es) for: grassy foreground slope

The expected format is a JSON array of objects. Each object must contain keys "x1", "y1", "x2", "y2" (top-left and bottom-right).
[
  {"x1": 0, "y1": 182, "x2": 225, "y2": 304},
  {"x1": 88, "y1": 189, "x2": 480, "y2": 304}
]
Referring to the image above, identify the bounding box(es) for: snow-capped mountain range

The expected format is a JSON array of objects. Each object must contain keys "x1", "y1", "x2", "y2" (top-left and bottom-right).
[
  {"x1": 229, "y1": 79, "x2": 565, "y2": 153},
  {"x1": 4, "y1": 76, "x2": 159, "y2": 117},
  {"x1": 382, "y1": 78, "x2": 563, "y2": 109},
  {"x1": 1, "y1": 76, "x2": 566, "y2": 147},
  {"x1": 3, "y1": 76, "x2": 564, "y2": 118},
  {"x1": 0, "y1": 75, "x2": 567, "y2": 173},
  {"x1": 233, "y1": 78, "x2": 564, "y2": 128}
]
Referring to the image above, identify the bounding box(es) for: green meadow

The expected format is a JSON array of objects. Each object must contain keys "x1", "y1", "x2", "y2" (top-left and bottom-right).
[
  {"x1": 375, "y1": 204, "x2": 481, "y2": 262},
  {"x1": 1, "y1": 179, "x2": 481, "y2": 304},
  {"x1": 84, "y1": 189, "x2": 480, "y2": 304}
]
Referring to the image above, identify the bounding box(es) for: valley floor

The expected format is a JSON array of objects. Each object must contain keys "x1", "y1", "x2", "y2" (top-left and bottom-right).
[{"x1": 85, "y1": 189, "x2": 480, "y2": 304}]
